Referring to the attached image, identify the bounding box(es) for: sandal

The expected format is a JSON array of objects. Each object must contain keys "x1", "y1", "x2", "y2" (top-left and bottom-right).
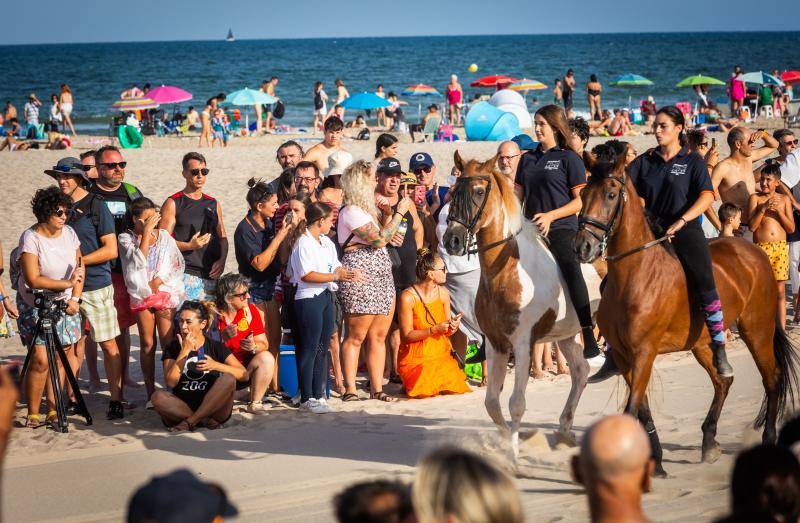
[
  {"x1": 26, "y1": 414, "x2": 43, "y2": 429},
  {"x1": 342, "y1": 392, "x2": 361, "y2": 402},
  {"x1": 370, "y1": 391, "x2": 397, "y2": 403}
]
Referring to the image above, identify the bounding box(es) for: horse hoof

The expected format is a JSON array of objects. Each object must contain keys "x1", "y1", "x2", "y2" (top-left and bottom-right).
[
  {"x1": 554, "y1": 430, "x2": 577, "y2": 448},
  {"x1": 702, "y1": 444, "x2": 721, "y2": 464},
  {"x1": 653, "y1": 465, "x2": 669, "y2": 479}
]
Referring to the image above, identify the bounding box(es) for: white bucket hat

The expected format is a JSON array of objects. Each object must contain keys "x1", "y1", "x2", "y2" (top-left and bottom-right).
[{"x1": 324, "y1": 150, "x2": 353, "y2": 178}]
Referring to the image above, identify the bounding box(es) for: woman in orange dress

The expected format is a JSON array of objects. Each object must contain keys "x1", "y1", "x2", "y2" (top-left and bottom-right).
[{"x1": 398, "y1": 249, "x2": 471, "y2": 398}]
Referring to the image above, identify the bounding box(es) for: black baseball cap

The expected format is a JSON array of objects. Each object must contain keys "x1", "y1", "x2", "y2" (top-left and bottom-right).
[
  {"x1": 127, "y1": 469, "x2": 238, "y2": 523},
  {"x1": 44, "y1": 157, "x2": 91, "y2": 186},
  {"x1": 409, "y1": 152, "x2": 434, "y2": 172},
  {"x1": 377, "y1": 157, "x2": 403, "y2": 176}
]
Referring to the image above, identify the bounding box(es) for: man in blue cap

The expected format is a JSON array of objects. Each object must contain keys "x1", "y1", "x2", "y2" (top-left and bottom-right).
[{"x1": 410, "y1": 152, "x2": 449, "y2": 246}]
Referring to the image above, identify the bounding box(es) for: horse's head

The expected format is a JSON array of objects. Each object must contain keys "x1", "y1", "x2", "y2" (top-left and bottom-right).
[
  {"x1": 444, "y1": 150, "x2": 505, "y2": 256},
  {"x1": 575, "y1": 144, "x2": 630, "y2": 263}
]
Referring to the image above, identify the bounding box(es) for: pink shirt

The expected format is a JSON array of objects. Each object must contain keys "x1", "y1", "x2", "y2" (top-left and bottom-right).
[
  {"x1": 17, "y1": 225, "x2": 80, "y2": 306},
  {"x1": 337, "y1": 205, "x2": 379, "y2": 247}
]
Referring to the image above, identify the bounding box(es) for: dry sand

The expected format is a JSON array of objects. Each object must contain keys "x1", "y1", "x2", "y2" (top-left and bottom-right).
[{"x1": 0, "y1": 128, "x2": 794, "y2": 522}]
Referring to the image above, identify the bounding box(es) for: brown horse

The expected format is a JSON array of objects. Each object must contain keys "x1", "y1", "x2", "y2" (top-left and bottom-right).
[{"x1": 575, "y1": 150, "x2": 799, "y2": 475}]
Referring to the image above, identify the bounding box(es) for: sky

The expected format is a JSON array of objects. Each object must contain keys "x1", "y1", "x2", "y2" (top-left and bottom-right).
[{"x1": 3, "y1": 0, "x2": 799, "y2": 45}]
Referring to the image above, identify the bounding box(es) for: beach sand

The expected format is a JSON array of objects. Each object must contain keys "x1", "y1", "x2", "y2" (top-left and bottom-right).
[{"x1": 0, "y1": 128, "x2": 792, "y2": 522}]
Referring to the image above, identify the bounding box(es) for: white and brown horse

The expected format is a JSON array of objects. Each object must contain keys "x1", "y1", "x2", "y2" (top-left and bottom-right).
[{"x1": 443, "y1": 152, "x2": 601, "y2": 456}]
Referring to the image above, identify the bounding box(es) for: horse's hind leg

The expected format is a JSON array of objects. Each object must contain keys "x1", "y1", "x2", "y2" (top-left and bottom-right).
[
  {"x1": 554, "y1": 336, "x2": 588, "y2": 445},
  {"x1": 737, "y1": 316, "x2": 780, "y2": 443},
  {"x1": 484, "y1": 339, "x2": 510, "y2": 435},
  {"x1": 691, "y1": 346, "x2": 734, "y2": 463},
  {"x1": 509, "y1": 340, "x2": 532, "y2": 458},
  {"x1": 638, "y1": 395, "x2": 667, "y2": 478}
]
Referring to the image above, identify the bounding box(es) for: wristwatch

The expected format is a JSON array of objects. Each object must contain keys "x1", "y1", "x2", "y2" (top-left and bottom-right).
[{"x1": 69, "y1": 297, "x2": 83, "y2": 305}]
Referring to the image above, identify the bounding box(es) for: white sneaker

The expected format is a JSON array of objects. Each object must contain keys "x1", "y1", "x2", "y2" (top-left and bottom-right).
[
  {"x1": 586, "y1": 354, "x2": 606, "y2": 368},
  {"x1": 300, "y1": 398, "x2": 334, "y2": 414}
]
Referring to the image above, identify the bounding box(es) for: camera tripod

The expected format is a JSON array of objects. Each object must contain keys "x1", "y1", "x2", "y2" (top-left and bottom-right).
[{"x1": 20, "y1": 311, "x2": 92, "y2": 433}]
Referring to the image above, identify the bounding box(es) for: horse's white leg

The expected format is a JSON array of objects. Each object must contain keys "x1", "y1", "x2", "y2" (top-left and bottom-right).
[
  {"x1": 555, "y1": 335, "x2": 588, "y2": 445},
  {"x1": 484, "y1": 339, "x2": 510, "y2": 435},
  {"x1": 508, "y1": 340, "x2": 531, "y2": 459}
]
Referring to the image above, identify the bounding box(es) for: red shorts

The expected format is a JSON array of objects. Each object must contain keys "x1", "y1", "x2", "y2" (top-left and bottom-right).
[{"x1": 112, "y1": 272, "x2": 136, "y2": 329}]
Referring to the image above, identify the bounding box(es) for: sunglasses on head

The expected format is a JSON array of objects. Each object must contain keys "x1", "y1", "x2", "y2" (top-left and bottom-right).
[
  {"x1": 99, "y1": 162, "x2": 127, "y2": 170},
  {"x1": 190, "y1": 168, "x2": 210, "y2": 177}
]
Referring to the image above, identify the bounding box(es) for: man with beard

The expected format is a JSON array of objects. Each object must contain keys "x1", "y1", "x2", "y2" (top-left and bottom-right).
[{"x1": 497, "y1": 141, "x2": 522, "y2": 178}]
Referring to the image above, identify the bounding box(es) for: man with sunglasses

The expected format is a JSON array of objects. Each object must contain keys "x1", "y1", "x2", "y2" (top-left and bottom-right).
[
  {"x1": 90, "y1": 145, "x2": 145, "y2": 394},
  {"x1": 79, "y1": 150, "x2": 98, "y2": 179},
  {"x1": 46, "y1": 157, "x2": 124, "y2": 419},
  {"x1": 158, "y1": 152, "x2": 228, "y2": 301},
  {"x1": 410, "y1": 152, "x2": 447, "y2": 246}
]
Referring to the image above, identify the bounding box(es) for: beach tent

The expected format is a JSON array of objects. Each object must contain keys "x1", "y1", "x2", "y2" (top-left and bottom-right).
[
  {"x1": 465, "y1": 102, "x2": 521, "y2": 141},
  {"x1": 489, "y1": 89, "x2": 532, "y2": 128},
  {"x1": 118, "y1": 125, "x2": 144, "y2": 149}
]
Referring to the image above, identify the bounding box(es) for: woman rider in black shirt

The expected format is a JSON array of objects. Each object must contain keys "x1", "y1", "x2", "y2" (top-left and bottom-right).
[
  {"x1": 515, "y1": 104, "x2": 601, "y2": 360},
  {"x1": 590, "y1": 106, "x2": 732, "y2": 382}
]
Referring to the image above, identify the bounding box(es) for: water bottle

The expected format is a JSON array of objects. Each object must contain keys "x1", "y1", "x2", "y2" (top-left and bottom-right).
[{"x1": 397, "y1": 217, "x2": 408, "y2": 243}]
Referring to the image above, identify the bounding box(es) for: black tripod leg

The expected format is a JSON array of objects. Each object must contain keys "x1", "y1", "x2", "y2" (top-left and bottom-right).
[
  {"x1": 18, "y1": 350, "x2": 32, "y2": 388},
  {"x1": 52, "y1": 331, "x2": 92, "y2": 426},
  {"x1": 43, "y1": 327, "x2": 69, "y2": 433}
]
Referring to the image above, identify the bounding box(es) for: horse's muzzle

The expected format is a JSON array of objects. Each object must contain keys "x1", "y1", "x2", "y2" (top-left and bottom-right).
[
  {"x1": 574, "y1": 229, "x2": 600, "y2": 264},
  {"x1": 443, "y1": 224, "x2": 468, "y2": 256}
]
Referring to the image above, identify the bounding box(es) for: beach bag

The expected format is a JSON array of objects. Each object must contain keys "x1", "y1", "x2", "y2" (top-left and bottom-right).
[
  {"x1": 273, "y1": 101, "x2": 285, "y2": 120},
  {"x1": 8, "y1": 245, "x2": 22, "y2": 291},
  {"x1": 130, "y1": 290, "x2": 172, "y2": 313},
  {"x1": 357, "y1": 128, "x2": 370, "y2": 140}
]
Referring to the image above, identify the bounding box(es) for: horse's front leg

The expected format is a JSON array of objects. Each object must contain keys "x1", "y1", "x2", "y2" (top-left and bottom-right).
[
  {"x1": 484, "y1": 337, "x2": 510, "y2": 435},
  {"x1": 554, "y1": 335, "x2": 588, "y2": 446},
  {"x1": 508, "y1": 335, "x2": 532, "y2": 459},
  {"x1": 624, "y1": 348, "x2": 666, "y2": 476}
]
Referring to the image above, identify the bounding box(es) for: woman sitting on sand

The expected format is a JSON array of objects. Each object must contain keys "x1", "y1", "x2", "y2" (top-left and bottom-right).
[
  {"x1": 397, "y1": 248, "x2": 471, "y2": 399},
  {"x1": 152, "y1": 301, "x2": 248, "y2": 431},
  {"x1": 207, "y1": 273, "x2": 274, "y2": 415}
]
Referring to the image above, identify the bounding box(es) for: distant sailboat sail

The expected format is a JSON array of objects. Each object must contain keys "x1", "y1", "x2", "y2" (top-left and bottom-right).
[{"x1": 226, "y1": 29, "x2": 235, "y2": 42}]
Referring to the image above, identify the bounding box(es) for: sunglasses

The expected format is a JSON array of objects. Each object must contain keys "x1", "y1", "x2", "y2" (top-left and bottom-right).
[
  {"x1": 190, "y1": 168, "x2": 210, "y2": 177},
  {"x1": 784, "y1": 139, "x2": 799, "y2": 147},
  {"x1": 414, "y1": 166, "x2": 433, "y2": 174},
  {"x1": 231, "y1": 290, "x2": 249, "y2": 299},
  {"x1": 53, "y1": 208, "x2": 68, "y2": 217},
  {"x1": 81, "y1": 164, "x2": 95, "y2": 171},
  {"x1": 99, "y1": 162, "x2": 127, "y2": 170}
]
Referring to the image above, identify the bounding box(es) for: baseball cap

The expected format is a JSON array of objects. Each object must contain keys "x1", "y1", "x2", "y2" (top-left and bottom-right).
[
  {"x1": 512, "y1": 134, "x2": 538, "y2": 151},
  {"x1": 44, "y1": 157, "x2": 91, "y2": 186},
  {"x1": 377, "y1": 157, "x2": 403, "y2": 176},
  {"x1": 409, "y1": 152, "x2": 434, "y2": 172},
  {"x1": 127, "y1": 469, "x2": 238, "y2": 523}
]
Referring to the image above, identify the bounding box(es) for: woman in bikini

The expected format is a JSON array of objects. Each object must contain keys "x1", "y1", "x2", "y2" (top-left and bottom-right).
[
  {"x1": 59, "y1": 84, "x2": 76, "y2": 136},
  {"x1": 586, "y1": 74, "x2": 602, "y2": 121}
]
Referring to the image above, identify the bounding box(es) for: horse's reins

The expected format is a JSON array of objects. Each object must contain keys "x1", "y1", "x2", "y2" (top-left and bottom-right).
[
  {"x1": 577, "y1": 174, "x2": 669, "y2": 262},
  {"x1": 448, "y1": 174, "x2": 520, "y2": 256}
]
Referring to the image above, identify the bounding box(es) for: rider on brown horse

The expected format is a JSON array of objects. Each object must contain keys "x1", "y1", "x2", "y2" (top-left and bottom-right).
[{"x1": 586, "y1": 106, "x2": 733, "y2": 382}]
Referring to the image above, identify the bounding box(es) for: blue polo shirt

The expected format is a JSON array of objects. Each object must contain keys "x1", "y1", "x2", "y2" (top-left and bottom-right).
[
  {"x1": 514, "y1": 145, "x2": 587, "y2": 231},
  {"x1": 234, "y1": 212, "x2": 281, "y2": 283},
  {"x1": 628, "y1": 147, "x2": 713, "y2": 225},
  {"x1": 68, "y1": 193, "x2": 115, "y2": 292}
]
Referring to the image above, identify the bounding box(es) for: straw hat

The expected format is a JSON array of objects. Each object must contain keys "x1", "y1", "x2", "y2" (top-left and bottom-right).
[{"x1": 324, "y1": 150, "x2": 353, "y2": 178}]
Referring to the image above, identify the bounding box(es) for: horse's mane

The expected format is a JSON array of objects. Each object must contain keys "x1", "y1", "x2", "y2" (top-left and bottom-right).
[{"x1": 467, "y1": 155, "x2": 524, "y2": 237}]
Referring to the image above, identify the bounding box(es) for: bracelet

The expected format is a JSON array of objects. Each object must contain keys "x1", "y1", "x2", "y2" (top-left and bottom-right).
[
  {"x1": 0, "y1": 293, "x2": 4, "y2": 301},
  {"x1": 393, "y1": 211, "x2": 403, "y2": 219},
  {"x1": 679, "y1": 217, "x2": 687, "y2": 224}
]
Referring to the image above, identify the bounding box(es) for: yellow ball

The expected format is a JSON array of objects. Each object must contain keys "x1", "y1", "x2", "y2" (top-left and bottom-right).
[{"x1": 469, "y1": 63, "x2": 478, "y2": 73}]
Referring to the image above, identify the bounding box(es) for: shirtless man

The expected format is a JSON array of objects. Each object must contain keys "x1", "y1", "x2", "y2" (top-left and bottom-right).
[
  {"x1": 304, "y1": 116, "x2": 346, "y2": 172},
  {"x1": 710, "y1": 127, "x2": 778, "y2": 234},
  {"x1": 571, "y1": 414, "x2": 653, "y2": 523},
  {"x1": 748, "y1": 163, "x2": 795, "y2": 329}
]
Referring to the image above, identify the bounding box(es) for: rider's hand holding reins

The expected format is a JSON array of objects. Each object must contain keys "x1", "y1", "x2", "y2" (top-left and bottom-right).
[
  {"x1": 665, "y1": 216, "x2": 687, "y2": 239},
  {"x1": 533, "y1": 212, "x2": 554, "y2": 237}
]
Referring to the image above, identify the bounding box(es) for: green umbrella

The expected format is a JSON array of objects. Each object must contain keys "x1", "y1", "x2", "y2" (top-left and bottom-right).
[{"x1": 676, "y1": 74, "x2": 726, "y2": 88}]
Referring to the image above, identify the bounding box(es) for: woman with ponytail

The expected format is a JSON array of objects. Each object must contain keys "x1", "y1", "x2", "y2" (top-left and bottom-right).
[
  {"x1": 396, "y1": 248, "x2": 471, "y2": 398},
  {"x1": 590, "y1": 105, "x2": 731, "y2": 382}
]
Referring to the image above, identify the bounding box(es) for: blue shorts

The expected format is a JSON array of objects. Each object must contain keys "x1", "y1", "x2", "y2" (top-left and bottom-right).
[
  {"x1": 248, "y1": 279, "x2": 275, "y2": 304},
  {"x1": 17, "y1": 298, "x2": 82, "y2": 348}
]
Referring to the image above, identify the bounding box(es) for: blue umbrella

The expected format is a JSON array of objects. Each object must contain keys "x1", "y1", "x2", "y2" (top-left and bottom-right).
[
  {"x1": 340, "y1": 92, "x2": 392, "y2": 110},
  {"x1": 225, "y1": 88, "x2": 278, "y2": 106}
]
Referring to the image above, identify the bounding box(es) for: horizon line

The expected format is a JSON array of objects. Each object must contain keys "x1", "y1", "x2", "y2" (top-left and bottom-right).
[{"x1": 1, "y1": 29, "x2": 797, "y2": 48}]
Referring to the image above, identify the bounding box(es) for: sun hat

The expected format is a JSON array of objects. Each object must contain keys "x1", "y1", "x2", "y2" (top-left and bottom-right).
[
  {"x1": 377, "y1": 157, "x2": 403, "y2": 176},
  {"x1": 324, "y1": 150, "x2": 353, "y2": 178},
  {"x1": 44, "y1": 157, "x2": 90, "y2": 186}
]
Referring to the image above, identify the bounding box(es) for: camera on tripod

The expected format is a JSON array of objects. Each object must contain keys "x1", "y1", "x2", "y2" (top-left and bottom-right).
[{"x1": 32, "y1": 289, "x2": 68, "y2": 318}]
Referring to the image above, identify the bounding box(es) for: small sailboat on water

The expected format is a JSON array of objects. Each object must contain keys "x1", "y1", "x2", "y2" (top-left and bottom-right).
[{"x1": 226, "y1": 29, "x2": 235, "y2": 42}]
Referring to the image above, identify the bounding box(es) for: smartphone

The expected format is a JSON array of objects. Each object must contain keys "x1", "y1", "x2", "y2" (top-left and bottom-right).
[
  {"x1": 414, "y1": 185, "x2": 427, "y2": 206},
  {"x1": 197, "y1": 344, "x2": 206, "y2": 360},
  {"x1": 711, "y1": 137, "x2": 717, "y2": 149},
  {"x1": 284, "y1": 210, "x2": 294, "y2": 226}
]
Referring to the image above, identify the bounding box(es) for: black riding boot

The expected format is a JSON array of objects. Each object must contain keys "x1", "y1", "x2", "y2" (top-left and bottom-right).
[{"x1": 588, "y1": 345, "x2": 620, "y2": 383}]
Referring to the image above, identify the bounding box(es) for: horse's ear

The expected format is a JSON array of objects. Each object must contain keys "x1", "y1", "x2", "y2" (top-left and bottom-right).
[
  {"x1": 582, "y1": 150, "x2": 596, "y2": 173},
  {"x1": 454, "y1": 150, "x2": 465, "y2": 173},
  {"x1": 614, "y1": 148, "x2": 628, "y2": 176}
]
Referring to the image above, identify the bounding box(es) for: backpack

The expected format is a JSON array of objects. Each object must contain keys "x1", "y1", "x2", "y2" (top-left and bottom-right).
[
  {"x1": 8, "y1": 244, "x2": 22, "y2": 291},
  {"x1": 122, "y1": 182, "x2": 143, "y2": 201},
  {"x1": 273, "y1": 100, "x2": 285, "y2": 119}
]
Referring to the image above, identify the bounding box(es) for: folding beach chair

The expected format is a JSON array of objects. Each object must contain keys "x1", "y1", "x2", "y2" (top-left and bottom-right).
[{"x1": 421, "y1": 116, "x2": 441, "y2": 142}]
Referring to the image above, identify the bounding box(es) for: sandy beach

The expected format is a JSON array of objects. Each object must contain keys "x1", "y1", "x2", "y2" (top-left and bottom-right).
[{"x1": 0, "y1": 126, "x2": 794, "y2": 522}]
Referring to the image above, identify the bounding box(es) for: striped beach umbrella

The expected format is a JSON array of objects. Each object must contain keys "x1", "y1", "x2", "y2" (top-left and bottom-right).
[
  {"x1": 110, "y1": 97, "x2": 159, "y2": 111},
  {"x1": 610, "y1": 74, "x2": 654, "y2": 87},
  {"x1": 402, "y1": 84, "x2": 441, "y2": 96},
  {"x1": 741, "y1": 71, "x2": 784, "y2": 86},
  {"x1": 508, "y1": 78, "x2": 547, "y2": 92}
]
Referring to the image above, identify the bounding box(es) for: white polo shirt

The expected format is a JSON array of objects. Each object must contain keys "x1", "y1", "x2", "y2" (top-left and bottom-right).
[{"x1": 289, "y1": 231, "x2": 341, "y2": 300}]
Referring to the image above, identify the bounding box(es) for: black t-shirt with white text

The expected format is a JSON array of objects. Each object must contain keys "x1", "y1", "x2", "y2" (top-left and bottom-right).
[{"x1": 162, "y1": 339, "x2": 232, "y2": 405}]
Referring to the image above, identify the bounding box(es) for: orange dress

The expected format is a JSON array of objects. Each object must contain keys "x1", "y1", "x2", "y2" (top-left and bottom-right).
[{"x1": 398, "y1": 291, "x2": 471, "y2": 399}]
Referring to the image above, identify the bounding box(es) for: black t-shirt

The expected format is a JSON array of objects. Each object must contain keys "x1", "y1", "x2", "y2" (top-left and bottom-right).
[
  {"x1": 515, "y1": 146, "x2": 586, "y2": 231},
  {"x1": 89, "y1": 182, "x2": 143, "y2": 273},
  {"x1": 234, "y1": 212, "x2": 281, "y2": 283},
  {"x1": 628, "y1": 147, "x2": 713, "y2": 225},
  {"x1": 169, "y1": 192, "x2": 221, "y2": 278},
  {"x1": 162, "y1": 338, "x2": 231, "y2": 402},
  {"x1": 68, "y1": 193, "x2": 115, "y2": 291},
  {"x1": 387, "y1": 206, "x2": 418, "y2": 290}
]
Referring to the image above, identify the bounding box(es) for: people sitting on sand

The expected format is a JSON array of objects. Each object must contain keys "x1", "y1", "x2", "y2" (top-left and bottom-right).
[
  {"x1": 184, "y1": 106, "x2": 199, "y2": 130},
  {"x1": 572, "y1": 414, "x2": 654, "y2": 523},
  {"x1": 589, "y1": 109, "x2": 613, "y2": 136},
  {"x1": 208, "y1": 273, "x2": 274, "y2": 414},
  {"x1": 385, "y1": 92, "x2": 407, "y2": 131},
  {"x1": 152, "y1": 300, "x2": 248, "y2": 431},
  {"x1": 413, "y1": 446, "x2": 523, "y2": 523},
  {"x1": 409, "y1": 104, "x2": 441, "y2": 143},
  {"x1": 397, "y1": 248, "x2": 471, "y2": 398},
  {"x1": 0, "y1": 134, "x2": 39, "y2": 151},
  {"x1": 641, "y1": 95, "x2": 657, "y2": 125},
  {"x1": 608, "y1": 109, "x2": 632, "y2": 136}
]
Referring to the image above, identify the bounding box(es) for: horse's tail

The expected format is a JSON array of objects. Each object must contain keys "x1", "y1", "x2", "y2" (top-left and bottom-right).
[{"x1": 755, "y1": 325, "x2": 800, "y2": 428}]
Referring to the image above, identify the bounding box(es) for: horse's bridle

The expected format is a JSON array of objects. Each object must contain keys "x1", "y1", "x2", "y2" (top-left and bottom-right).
[
  {"x1": 577, "y1": 174, "x2": 669, "y2": 262},
  {"x1": 448, "y1": 174, "x2": 519, "y2": 255},
  {"x1": 577, "y1": 174, "x2": 628, "y2": 261}
]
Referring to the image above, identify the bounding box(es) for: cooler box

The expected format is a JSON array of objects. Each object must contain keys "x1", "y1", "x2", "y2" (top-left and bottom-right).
[{"x1": 278, "y1": 344, "x2": 331, "y2": 399}]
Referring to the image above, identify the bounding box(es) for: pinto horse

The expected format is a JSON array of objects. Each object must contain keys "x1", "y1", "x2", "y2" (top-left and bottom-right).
[
  {"x1": 443, "y1": 152, "x2": 601, "y2": 456},
  {"x1": 575, "y1": 150, "x2": 799, "y2": 475}
]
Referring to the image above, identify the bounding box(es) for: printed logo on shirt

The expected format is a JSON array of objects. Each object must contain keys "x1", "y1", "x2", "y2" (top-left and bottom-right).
[
  {"x1": 105, "y1": 201, "x2": 127, "y2": 216},
  {"x1": 544, "y1": 160, "x2": 561, "y2": 170},
  {"x1": 670, "y1": 163, "x2": 687, "y2": 176}
]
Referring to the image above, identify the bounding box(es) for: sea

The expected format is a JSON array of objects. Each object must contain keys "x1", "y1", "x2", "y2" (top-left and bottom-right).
[{"x1": 1, "y1": 32, "x2": 798, "y2": 133}]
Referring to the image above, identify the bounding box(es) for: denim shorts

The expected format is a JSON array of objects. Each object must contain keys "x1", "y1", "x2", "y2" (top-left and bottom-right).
[{"x1": 248, "y1": 279, "x2": 276, "y2": 304}]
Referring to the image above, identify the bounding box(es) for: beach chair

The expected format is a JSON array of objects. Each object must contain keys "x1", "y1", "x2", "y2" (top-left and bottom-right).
[{"x1": 421, "y1": 117, "x2": 441, "y2": 142}]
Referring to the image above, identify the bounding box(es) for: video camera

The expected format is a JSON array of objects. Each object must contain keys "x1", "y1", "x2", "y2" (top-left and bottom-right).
[{"x1": 32, "y1": 289, "x2": 68, "y2": 318}]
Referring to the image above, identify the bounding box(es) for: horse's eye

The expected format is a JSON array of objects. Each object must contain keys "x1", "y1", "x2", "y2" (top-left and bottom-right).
[
  {"x1": 607, "y1": 192, "x2": 617, "y2": 201},
  {"x1": 475, "y1": 188, "x2": 485, "y2": 197}
]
